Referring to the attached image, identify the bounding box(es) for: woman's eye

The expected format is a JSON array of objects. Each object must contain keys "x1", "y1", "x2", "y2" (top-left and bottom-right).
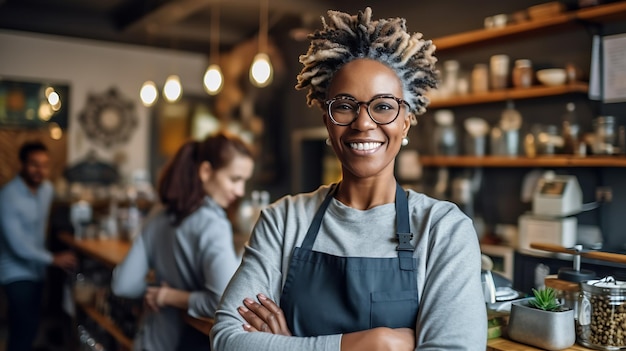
[
  {"x1": 372, "y1": 103, "x2": 393, "y2": 112},
  {"x1": 334, "y1": 102, "x2": 356, "y2": 112}
]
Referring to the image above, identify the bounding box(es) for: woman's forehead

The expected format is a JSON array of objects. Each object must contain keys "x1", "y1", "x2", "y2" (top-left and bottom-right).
[{"x1": 328, "y1": 59, "x2": 404, "y2": 98}]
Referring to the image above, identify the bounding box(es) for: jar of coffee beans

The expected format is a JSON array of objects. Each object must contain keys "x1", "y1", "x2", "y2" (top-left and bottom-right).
[{"x1": 578, "y1": 277, "x2": 626, "y2": 350}]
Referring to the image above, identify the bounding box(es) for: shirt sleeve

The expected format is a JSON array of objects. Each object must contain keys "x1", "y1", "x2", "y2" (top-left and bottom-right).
[
  {"x1": 414, "y1": 203, "x2": 487, "y2": 350},
  {"x1": 186, "y1": 216, "x2": 240, "y2": 318},
  {"x1": 111, "y1": 234, "x2": 149, "y2": 298},
  {"x1": 0, "y1": 187, "x2": 53, "y2": 265},
  {"x1": 210, "y1": 205, "x2": 342, "y2": 351}
]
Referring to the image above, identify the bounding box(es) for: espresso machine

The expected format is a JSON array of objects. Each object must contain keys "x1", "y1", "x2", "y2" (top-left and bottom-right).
[{"x1": 518, "y1": 171, "x2": 582, "y2": 254}]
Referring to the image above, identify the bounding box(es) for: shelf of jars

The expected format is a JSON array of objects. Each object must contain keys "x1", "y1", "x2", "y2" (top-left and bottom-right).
[
  {"x1": 427, "y1": 82, "x2": 589, "y2": 109},
  {"x1": 419, "y1": 155, "x2": 626, "y2": 168},
  {"x1": 432, "y1": 1, "x2": 626, "y2": 52}
]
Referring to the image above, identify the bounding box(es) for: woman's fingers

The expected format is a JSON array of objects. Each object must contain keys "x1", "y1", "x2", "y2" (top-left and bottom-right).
[
  {"x1": 257, "y1": 294, "x2": 291, "y2": 335},
  {"x1": 144, "y1": 287, "x2": 159, "y2": 312},
  {"x1": 238, "y1": 304, "x2": 268, "y2": 331},
  {"x1": 237, "y1": 294, "x2": 291, "y2": 335}
]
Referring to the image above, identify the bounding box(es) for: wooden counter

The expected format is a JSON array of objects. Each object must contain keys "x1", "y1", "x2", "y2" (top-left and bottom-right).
[
  {"x1": 59, "y1": 233, "x2": 131, "y2": 269},
  {"x1": 59, "y1": 233, "x2": 215, "y2": 336},
  {"x1": 488, "y1": 337, "x2": 593, "y2": 351}
]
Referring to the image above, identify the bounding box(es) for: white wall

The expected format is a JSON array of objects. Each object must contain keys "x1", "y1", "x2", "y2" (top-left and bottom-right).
[{"x1": 0, "y1": 30, "x2": 208, "y2": 181}]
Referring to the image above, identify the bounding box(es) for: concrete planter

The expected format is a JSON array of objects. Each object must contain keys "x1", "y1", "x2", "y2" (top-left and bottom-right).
[{"x1": 508, "y1": 300, "x2": 576, "y2": 350}]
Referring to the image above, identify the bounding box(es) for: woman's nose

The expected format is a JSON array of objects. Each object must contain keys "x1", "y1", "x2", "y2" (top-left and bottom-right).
[{"x1": 351, "y1": 105, "x2": 376, "y2": 130}]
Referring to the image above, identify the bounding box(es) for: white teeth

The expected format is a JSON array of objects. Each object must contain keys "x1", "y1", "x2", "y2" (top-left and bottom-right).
[{"x1": 349, "y1": 142, "x2": 382, "y2": 151}]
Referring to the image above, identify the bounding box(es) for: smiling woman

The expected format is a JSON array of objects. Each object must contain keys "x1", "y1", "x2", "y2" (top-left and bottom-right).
[{"x1": 211, "y1": 7, "x2": 487, "y2": 351}]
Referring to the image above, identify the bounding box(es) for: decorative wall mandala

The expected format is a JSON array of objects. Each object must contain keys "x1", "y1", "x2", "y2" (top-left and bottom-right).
[{"x1": 79, "y1": 88, "x2": 137, "y2": 148}]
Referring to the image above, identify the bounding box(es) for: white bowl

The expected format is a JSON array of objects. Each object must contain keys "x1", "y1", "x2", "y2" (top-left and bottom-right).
[{"x1": 536, "y1": 69, "x2": 567, "y2": 86}]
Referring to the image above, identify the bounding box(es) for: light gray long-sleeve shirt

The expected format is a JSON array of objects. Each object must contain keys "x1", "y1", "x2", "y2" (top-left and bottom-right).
[
  {"x1": 0, "y1": 176, "x2": 54, "y2": 285},
  {"x1": 112, "y1": 196, "x2": 240, "y2": 351},
  {"x1": 211, "y1": 184, "x2": 487, "y2": 351}
]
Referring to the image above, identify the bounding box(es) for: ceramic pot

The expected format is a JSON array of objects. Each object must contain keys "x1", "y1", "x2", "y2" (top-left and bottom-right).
[{"x1": 508, "y1": 299, "x2": 576, "y2": 350}]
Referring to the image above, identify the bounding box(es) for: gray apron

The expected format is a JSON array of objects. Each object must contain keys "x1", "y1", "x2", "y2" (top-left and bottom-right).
[{"x1": 280, "y1": 183, "x2": 418, "y2": 336}]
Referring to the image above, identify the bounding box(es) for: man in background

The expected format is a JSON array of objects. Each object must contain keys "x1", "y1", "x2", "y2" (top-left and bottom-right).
[{"x1": 0, "y1": 141, "x2": 76, "y2": 351}]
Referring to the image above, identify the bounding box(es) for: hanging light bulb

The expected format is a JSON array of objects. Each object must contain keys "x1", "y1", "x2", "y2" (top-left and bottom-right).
[
  {"x1": 250, "y1": 53, "x2": 272, "y2": 87},
  {"x1": 204, "y1": 64, "x2": 224, "y2": 94},
  {"x1": 140, "y1": 80, "x2": 159, "y2": 106},
  {"x1": 250, "y1": 0, "x2": 273, "y2": 87},
  {"x1": 204, "y1": 5, "x2": 224, "y2": 95},
  {"x1": 163, "y1": 75, "x2": 182, "y2": 102}
]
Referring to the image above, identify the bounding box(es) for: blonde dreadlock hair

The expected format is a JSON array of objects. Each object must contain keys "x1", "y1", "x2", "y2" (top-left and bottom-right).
[{"x1": 296, "y1": 7, "x2": 438, "y2": 125}]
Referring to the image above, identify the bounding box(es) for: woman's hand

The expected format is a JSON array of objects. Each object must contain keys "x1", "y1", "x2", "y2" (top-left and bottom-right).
[
  {"x1": 144, "y1": 282, "x2": 170, "y2": 312},
  {"x1": 238, "y1": 293, "x2": 292, "y2": 336},
  {"x1": 144, "y1": 282, "x2": 190, "y2": 312}
]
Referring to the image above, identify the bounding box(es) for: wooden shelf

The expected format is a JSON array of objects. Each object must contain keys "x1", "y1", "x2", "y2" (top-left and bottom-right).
[
  {"x1": 428, "y1": 82, "x2": 588, "y2": 108},
  {"x1": 432, "y1": 1, "x2": 626, "y2": 52},
  {"x1": 433, "y1": 13, "x2": 575, "y2": 52},
  {"x1": 577, "y1": 1, "x2": 626, "y2": 23},
  {"x1": 78, "y1": 303, "x2": 133, "y2": 350},
  {"x1": 419, "y1": 155, "x2": 626, "y2": 168}
]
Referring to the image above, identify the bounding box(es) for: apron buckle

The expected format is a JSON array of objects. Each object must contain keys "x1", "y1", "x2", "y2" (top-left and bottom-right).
[{"x1": 396, "y1": 232, "x2": 414, "y2": 251}]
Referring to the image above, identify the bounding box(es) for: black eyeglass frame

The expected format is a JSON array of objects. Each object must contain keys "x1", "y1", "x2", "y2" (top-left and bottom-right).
[{"x1": 324, "y1": 95, "x2": 411, "y2": 126}]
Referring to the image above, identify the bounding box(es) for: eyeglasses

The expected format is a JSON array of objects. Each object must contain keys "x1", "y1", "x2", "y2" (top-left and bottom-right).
[{"x1": 325, "y1": 95, "x2": 410, "y2": 126}]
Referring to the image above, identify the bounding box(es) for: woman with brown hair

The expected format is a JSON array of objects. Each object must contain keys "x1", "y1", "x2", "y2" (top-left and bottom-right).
[{"x1": 112, "y1": 131, "x2": 254, "y2": 351}]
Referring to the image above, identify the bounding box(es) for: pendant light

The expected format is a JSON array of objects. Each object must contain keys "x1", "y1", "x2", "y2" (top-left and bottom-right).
[
  {"x1": 250, "y1": 0, "x2": 273, "y2": 87},
  {"x1": 204, "y1": 4, "x2": 224, "y2": 95},
  {"x1": 163, "y1": 74, "x2": 182, "y2": 102},
  {"x1": 140, "y1": 80, "x2": 159, "y2": 106}
]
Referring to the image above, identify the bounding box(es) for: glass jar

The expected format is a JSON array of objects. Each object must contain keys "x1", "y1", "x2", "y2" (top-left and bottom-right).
[
  {"x1": 512, "y1": 59, "x2": 533, "y2": 88},
  {"x1": 578, "y1": 277, "x2": 626, "y2": 350},
  {"x1": 592, "y1": 116, "x2": 617, "y2": 155},
  {"x1": 490, "y1": 54, "x2": 510, "y2": 90},
  {"x1": 472, "y1": 64, "x2": 489, "y2": 93}
]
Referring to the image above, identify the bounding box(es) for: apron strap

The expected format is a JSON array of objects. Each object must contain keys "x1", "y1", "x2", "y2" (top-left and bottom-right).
[
  {"x1": 301, "y1": 183, "x2": 415, "y2": 272},
  {"x1": 300, "y1": 184, "x2": 338, "y2": 250},
  {"x1": 395, "y1": 183, "x2": 415, "y2": 271}
]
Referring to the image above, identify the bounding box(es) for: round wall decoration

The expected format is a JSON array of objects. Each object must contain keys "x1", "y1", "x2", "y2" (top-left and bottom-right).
[{"x1": 79, "y1": 88, "x2": 137, "y2": 148}]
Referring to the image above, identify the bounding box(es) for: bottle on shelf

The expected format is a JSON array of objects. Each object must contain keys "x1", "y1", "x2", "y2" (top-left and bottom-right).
[
  {"x1": 561, "y1": 102, "x2": 581, "y2": 155},
  {"x1": 512, "y1": 59, "x2": 533, "y2": 88},
  {"x1": 498, "y1": 100, "x2": 522, "y2": 156},
  {"x1": 432, "y1": 109, "x2": 459, "y2": 156},
  {"x1": 471, "y1": 63, "x2": 489, "y2": 94}
]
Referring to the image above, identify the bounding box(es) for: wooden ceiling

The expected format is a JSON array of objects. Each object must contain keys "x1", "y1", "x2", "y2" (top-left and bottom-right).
[{"x1": 0, "y1": 0, "x2": 336, "y2": 54}]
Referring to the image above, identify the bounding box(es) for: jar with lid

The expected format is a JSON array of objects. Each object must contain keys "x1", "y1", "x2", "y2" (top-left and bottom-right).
[
  {"x1": 490, "y1": 54, "x2": 510, "y2": 90},
  {"x1": 512, "y1": 59, "x2": 533, "y2": 88},
  {"x1": 432, "y1": 109, "x2": 459, "y2": 156},
  {"x1": 471, "y1": 64, "x2": 489, "y2": 93},
  {"x1": 578, "y1": 277, "x2": 626, "y2": 350},
  {"x1": 592, "y1": 116, "x2": 617, "y2": 155}
]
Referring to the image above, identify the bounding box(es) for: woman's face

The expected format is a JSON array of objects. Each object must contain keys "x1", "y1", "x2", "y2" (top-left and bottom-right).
[
  {"x1": 325, "y1": 59, "x2": 411, "y2": 181},
  {"x1": 201, "y1": 154, "x2": 254, "y2": 208}
]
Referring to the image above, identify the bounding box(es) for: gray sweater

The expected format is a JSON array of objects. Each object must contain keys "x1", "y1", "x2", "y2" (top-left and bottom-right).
[
  {"x1": 112, "y1": 196, "x2": 240, "y2": 351},
  {"x1": 211, "y1": 185, "x2": 487, "y2": 351}
]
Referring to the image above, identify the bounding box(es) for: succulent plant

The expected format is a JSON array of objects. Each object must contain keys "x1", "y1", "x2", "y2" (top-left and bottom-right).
[{"x1": 528, "y1": 287, "x2": 563, "y2": 312}]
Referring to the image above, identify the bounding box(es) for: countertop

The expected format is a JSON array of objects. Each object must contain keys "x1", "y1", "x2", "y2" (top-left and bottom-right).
[
  {"x1": 60, "y1": 234, "x2": 604, "y2": 346},
  {"x1": 59, "y1": 233, "x2": 215, "y2": 336},
  {"x1": 488, "y1": 337, "x2": 593, "y2": 350}
]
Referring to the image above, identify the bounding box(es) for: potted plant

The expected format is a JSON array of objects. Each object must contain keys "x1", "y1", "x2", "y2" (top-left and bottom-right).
[{"x1": 507, "y1": 287, "x2": 576, "y2": 350}]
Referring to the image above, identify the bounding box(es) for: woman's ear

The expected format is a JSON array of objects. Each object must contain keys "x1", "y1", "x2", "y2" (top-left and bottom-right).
[
  {"x1": 198, "y1": 161, "x2": 213, "y2": 183},
  {"x1": 403, "y1": 114, "x2": 413, "y2": 136}
]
